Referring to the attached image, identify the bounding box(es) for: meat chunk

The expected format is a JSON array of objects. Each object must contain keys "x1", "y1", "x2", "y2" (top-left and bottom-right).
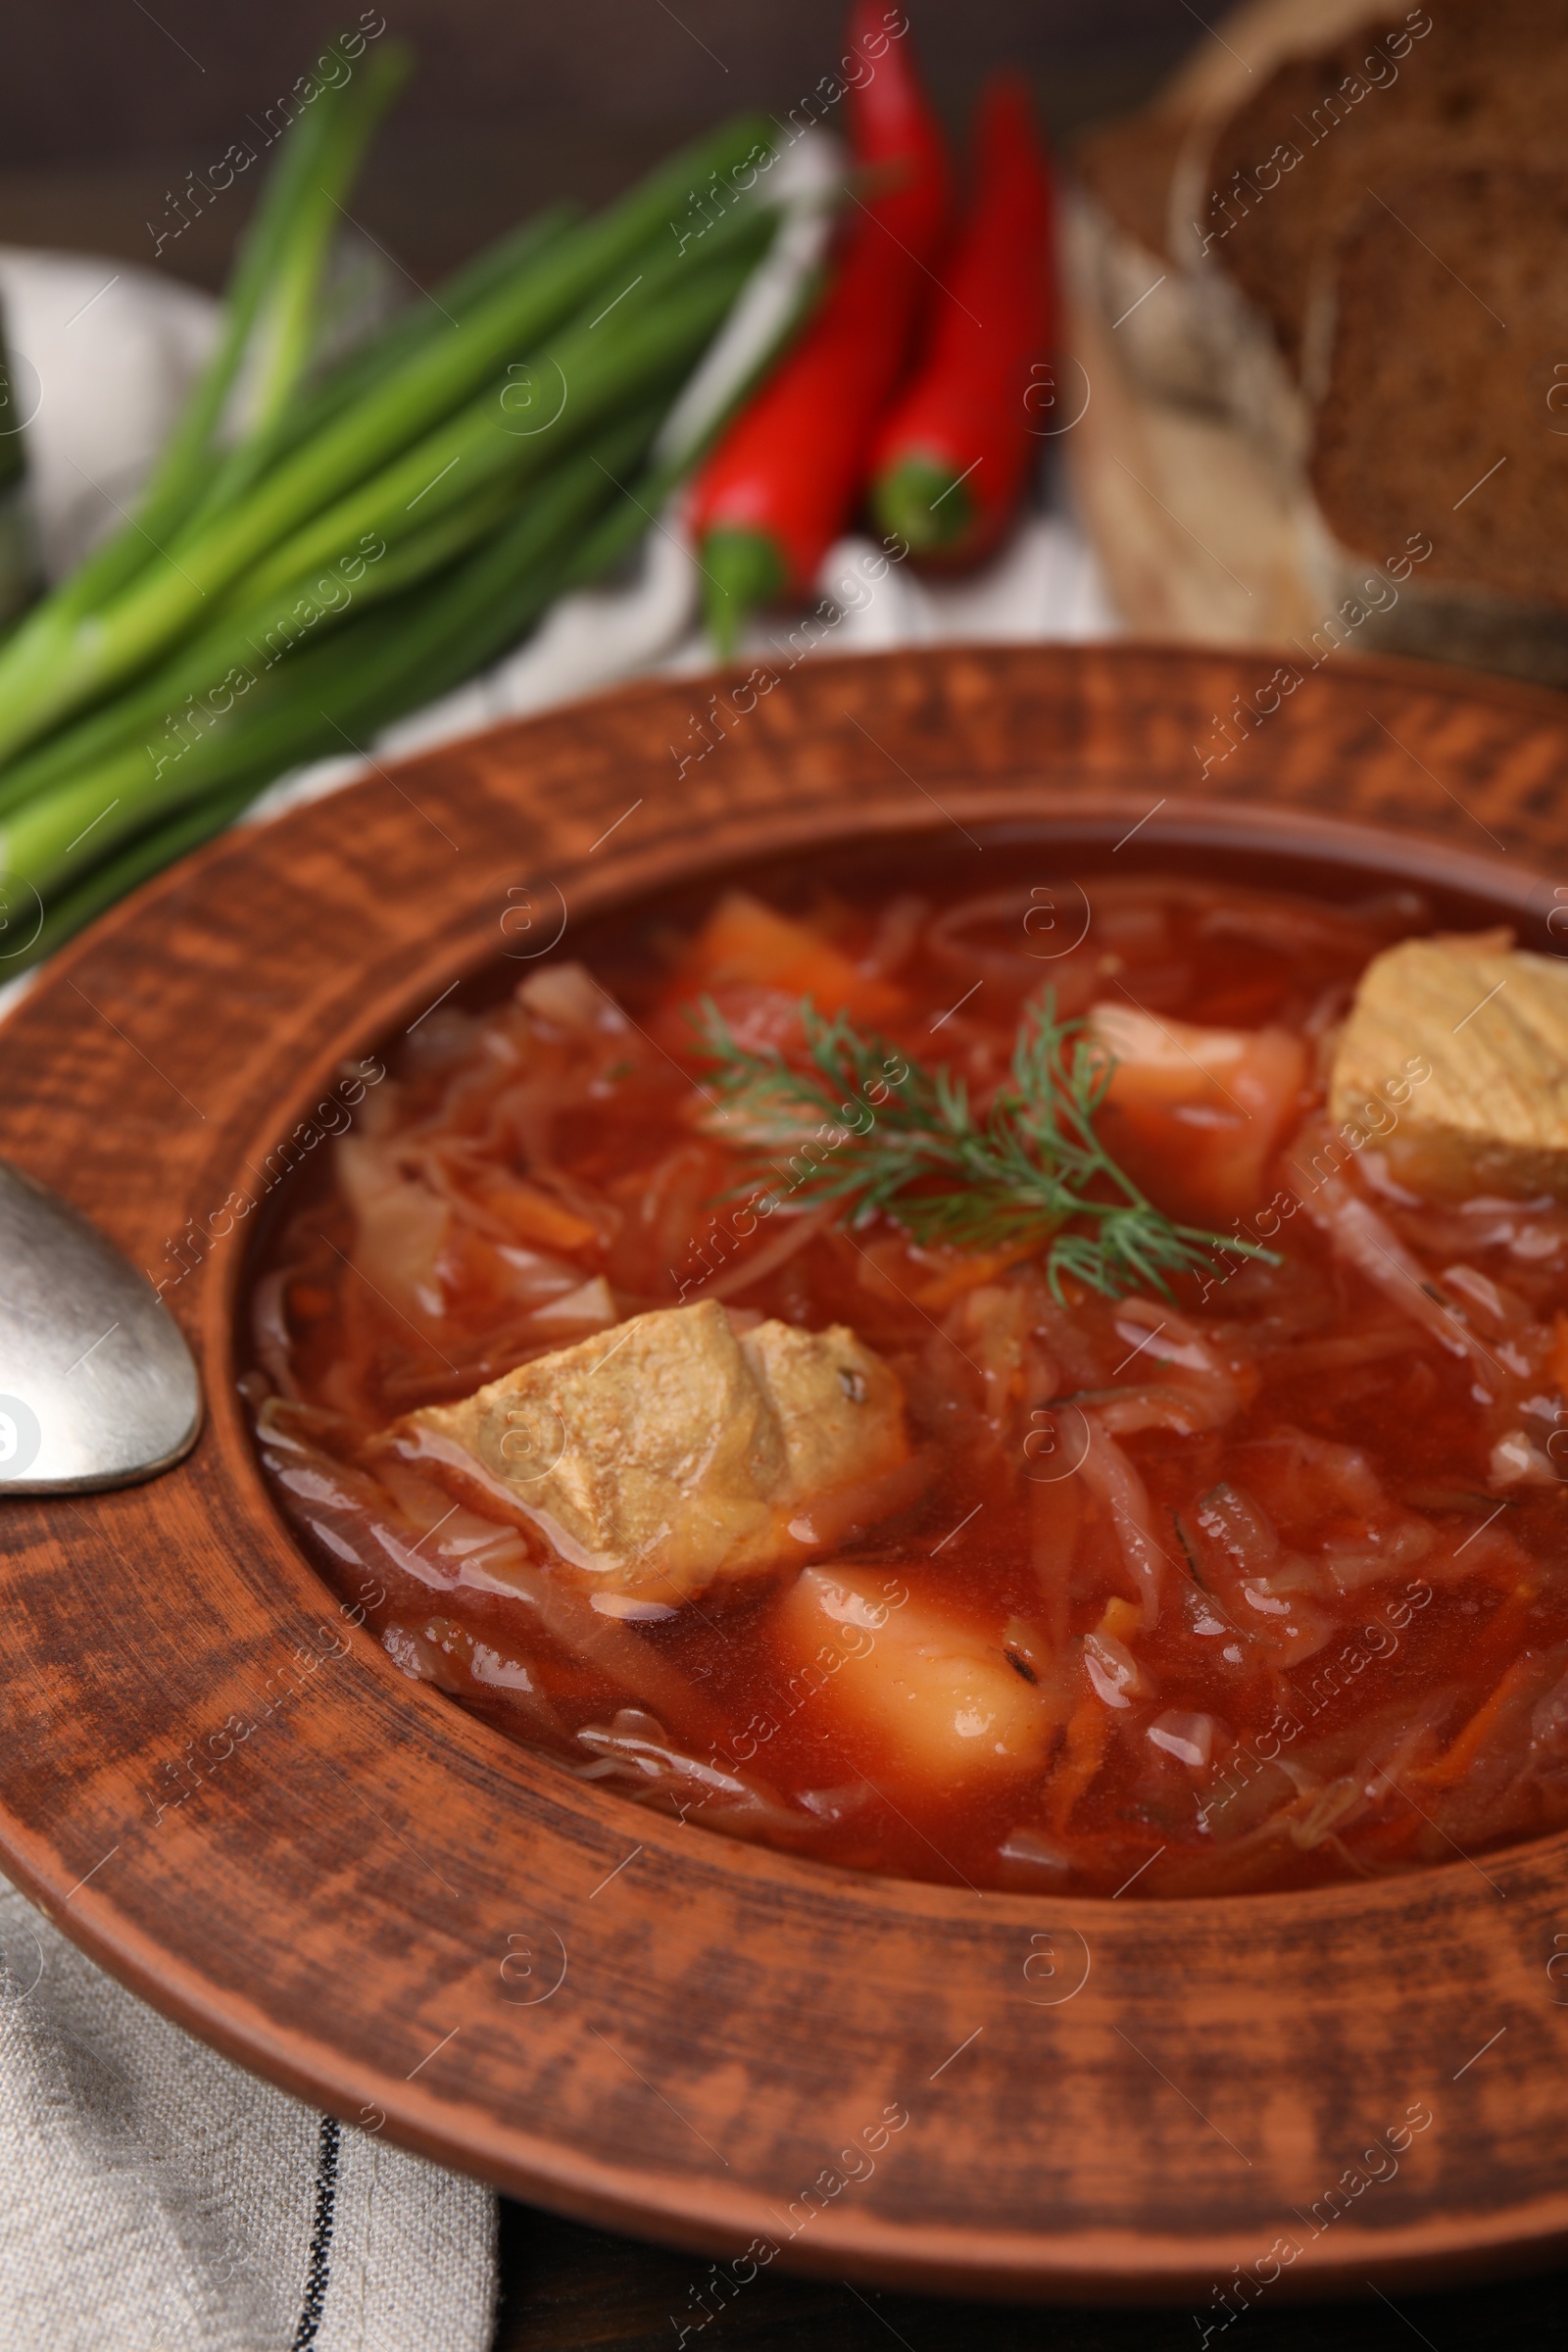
[
  {"x1": 1329, "y1": 932, "x2": 1568, "y2": 1200},
  {"x1": 380, "y1": 1300, "x2": 909, "y2": 1608}
]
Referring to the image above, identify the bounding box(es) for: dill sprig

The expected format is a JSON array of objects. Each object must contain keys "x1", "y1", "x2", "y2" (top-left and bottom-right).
[{"x1": 694, "y1": 992, "x2": 1276, "y2": 1302}]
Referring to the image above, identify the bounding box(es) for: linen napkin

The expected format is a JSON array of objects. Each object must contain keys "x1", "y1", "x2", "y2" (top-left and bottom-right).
[{"x1": 0, "y1": 1878, "x2": 494, "y2": 2351}]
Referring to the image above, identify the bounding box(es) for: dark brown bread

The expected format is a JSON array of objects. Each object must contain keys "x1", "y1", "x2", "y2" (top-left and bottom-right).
[
  {"x1": 1202, "y1": 1, "x2": 1568, "y2": 375},
  {"x1": 1071, "y1": 0, "x2": 1568, "y2": 638},
  {"x1": 1309, "y1": 165, "x2": 1568, "y2": 612}
]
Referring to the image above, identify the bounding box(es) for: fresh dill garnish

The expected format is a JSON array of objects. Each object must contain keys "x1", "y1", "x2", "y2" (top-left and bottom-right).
[{"x1": 693, "y1": 992, "x2": 1277, "y2": 1303}]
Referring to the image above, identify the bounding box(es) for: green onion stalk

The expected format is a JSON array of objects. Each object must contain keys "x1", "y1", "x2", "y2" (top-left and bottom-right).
[
  {"x1": 0, "y1": 45, "x2": 802, "y2": 972},
  {"x1": 24, "y1": 409, "x2": 665, "y2": 963},
  {"x1": 47, "y1": 41, "x2": 415, "y2": 630}
]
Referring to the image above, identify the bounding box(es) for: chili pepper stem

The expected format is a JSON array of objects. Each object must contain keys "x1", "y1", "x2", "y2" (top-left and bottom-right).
[
  {"x1": 700, "y1": 528, "x2": 785, "y2": 654},
  {"x1": 870, "y1": 456, "x2": 976, "y2": 556}
]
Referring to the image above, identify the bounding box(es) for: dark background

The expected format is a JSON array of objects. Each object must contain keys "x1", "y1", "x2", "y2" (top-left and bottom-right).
[
  {"x1": 493, "y1": 2207, "x2": 1568, "y2": 2349},
  {"x1": 0, "y1": 0, "x2": 1194, "y2": 290},
  {"x1": 11, "y1": 4, "x2": 1561, "y2": 2344}
]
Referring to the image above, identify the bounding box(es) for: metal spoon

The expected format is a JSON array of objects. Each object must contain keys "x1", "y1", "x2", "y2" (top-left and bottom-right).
[{"x1": 0, "y1": 1158, "x2": 201, "y2": 1494}]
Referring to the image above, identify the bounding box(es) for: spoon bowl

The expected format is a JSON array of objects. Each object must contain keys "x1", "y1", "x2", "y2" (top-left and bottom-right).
[{"x1": 0, "y1": 1158, "x2": 201, "y2": 1492}]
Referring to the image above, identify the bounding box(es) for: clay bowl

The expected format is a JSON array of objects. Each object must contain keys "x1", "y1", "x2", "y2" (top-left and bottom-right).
[{"x1": 4, "y1": 642, "x2": 1568, "y2": 2306}]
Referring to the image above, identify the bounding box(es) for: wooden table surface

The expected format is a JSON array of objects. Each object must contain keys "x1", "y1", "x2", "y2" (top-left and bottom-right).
[{"x1": 492, "y1": 2203, "x2": 1565, "y2": 2348}]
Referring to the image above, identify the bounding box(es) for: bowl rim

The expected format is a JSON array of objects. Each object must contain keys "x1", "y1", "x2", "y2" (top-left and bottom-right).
[{"x1": 6, "y1": 640, "x2": 1568, "y2": 2304}]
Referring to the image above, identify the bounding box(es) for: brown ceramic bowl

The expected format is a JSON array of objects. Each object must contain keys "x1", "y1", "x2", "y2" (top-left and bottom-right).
[{"x1": 4, "y1": 644, "x2": 1568, "y2": 2306}]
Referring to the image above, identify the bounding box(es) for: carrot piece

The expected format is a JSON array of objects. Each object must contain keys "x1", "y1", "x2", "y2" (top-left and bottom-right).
[
  {"x1": 1551, "y1": 1311, "x2": 1568, "y2": 1396},
  {"x1": 912, "y1": 1240, "x2": 1040, "y2": 1308},
  {"x1": 687, "y1": 889, "x2": 903, "y2": 1022},
  {"x1": 481, "y1": 1182, "x2": 598, "y2": 1252},
  {"x1": 1100, "y1": 1595, "x2": 1142, "y2": 1645},
  {"x1": 1046, "y1": 1688, "x2": 1108, "y2": 1833},
  {"x1": 1408, "y1": 1652, "x2": 1544, "y2": 1791}
]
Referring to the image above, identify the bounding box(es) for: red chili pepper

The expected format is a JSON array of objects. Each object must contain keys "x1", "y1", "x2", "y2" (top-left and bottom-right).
[
  {"x1": 867, "y1": 74, "x2": 1054, "y2": 566},
  {"x1": 691, "y1": 1, "x2": 950, "y2": 652}
]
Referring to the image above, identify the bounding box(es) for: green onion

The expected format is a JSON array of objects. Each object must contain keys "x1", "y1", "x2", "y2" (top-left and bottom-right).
[
  {"x1": 48, "y1": 42, "x2": 414, "y2": 630},
  {"x1": 233, "y1": 216, "x2": 773, "y2": 604},
  {"x1": 182, "y1": 201, "x2": 582, "y2": 524},
  {"x1": 0, "y1": 109, "x2": 772, "y2": 768},
  {"x1": 0, "y1": 478, "x2": 513, "y2": 821},
  {"x1": 0, "y1": 43, "x2": 800, "y2": 971},
  {"x1": 0, "y1": 405, "x2": 667, "y2": 906}
]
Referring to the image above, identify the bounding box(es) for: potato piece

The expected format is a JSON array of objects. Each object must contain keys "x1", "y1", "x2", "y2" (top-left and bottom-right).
[
  {"x1": 1092, "y1": 1004, "x2": 1257, "y2": 1101},
  {"x1": 381, "y1": 1300, "x2": 907, "y2": 1607},
  {"x1": 1330, "y1": 933, "x2": 1568, "y2": 1200},
  {"x1": 773, "y1": 1564, "x2": 1056, "y2": 1791},
  {"x1": 1089, "y1": 1004, "x2": 1306, "y2": 1216}
]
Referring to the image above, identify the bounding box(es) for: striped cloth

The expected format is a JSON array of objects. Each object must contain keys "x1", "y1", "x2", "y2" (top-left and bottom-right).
[{"x1": 0, "y1": 1879, "x2": 496, "y2": 2351}]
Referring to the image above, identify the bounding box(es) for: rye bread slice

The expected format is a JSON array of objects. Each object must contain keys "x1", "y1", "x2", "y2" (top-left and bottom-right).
[
  {"x1": 1067, "y1": 0, "x2": 1568, "y2": 674},
  {"x1": 1201, "y1": 0, "x2": 1568, "y2": 377},
  {"x1": 1074, "y1": 0, "x2": 1411, "y2": 271},
  {"x1": 1309, "y1": 164, "x2": 1568, "y2": 614}
]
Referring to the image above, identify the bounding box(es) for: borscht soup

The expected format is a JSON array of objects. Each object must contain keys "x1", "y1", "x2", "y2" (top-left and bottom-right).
[{"x1": 246, "y1": 833, "x2": 1568, "y2": 1896}]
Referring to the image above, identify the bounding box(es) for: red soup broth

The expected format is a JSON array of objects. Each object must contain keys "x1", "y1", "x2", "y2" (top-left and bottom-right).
[{"x1": 246, "y1": 845, "x2": 1568, "y2": 1896}]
